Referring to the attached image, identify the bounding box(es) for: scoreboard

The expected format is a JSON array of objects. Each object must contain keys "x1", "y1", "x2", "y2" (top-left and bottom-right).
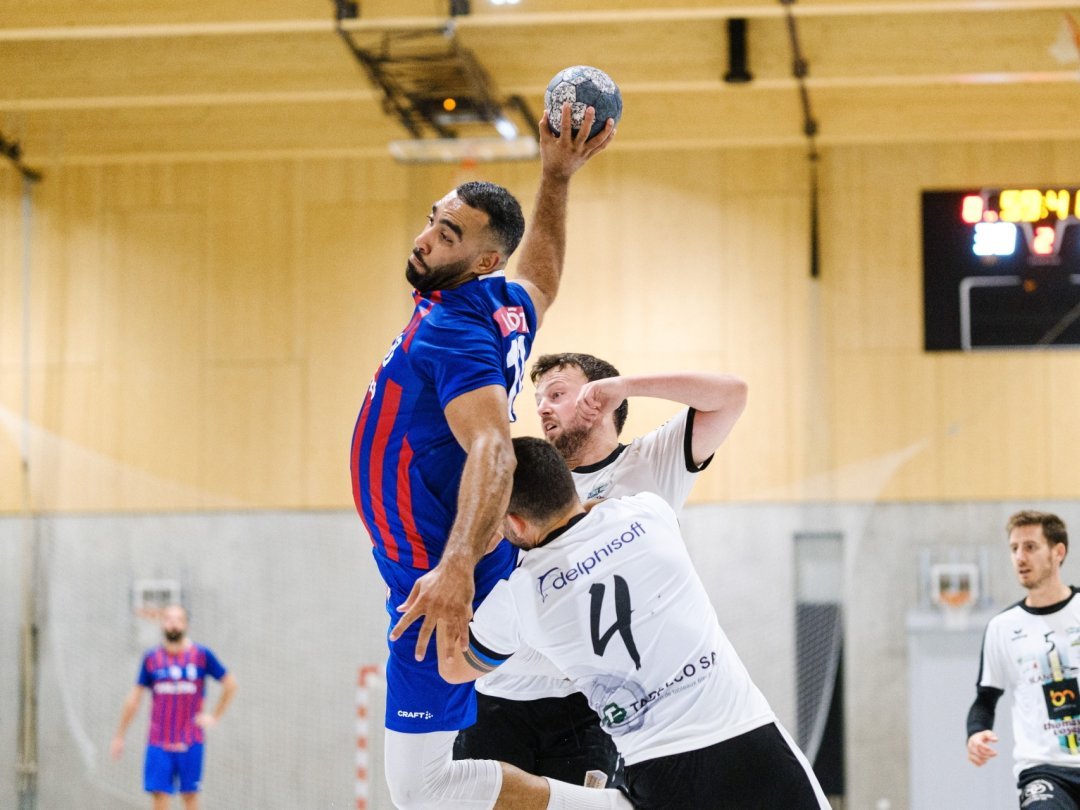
[{"x1": 922, "y1": 187, "x2": 1080, "y2": 351}]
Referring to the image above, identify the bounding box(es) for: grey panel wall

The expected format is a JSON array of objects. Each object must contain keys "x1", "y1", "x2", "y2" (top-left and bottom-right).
[
  {"x1": 1, "y1": 520, "x2": 24, "y2": 810},
  {"x1": 6, "y1": 511, "x2": 386, "y2": 810},
  {"x1": 0, "y1": 500, "x2": 1075, "y2": 809}
]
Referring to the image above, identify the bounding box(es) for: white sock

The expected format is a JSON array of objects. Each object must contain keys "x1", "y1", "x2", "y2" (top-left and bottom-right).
[{"x1": 544, "y1": 777, "x2": 633, "y2": 810}]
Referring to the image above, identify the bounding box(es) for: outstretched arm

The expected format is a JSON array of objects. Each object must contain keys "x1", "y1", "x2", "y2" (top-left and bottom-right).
[
  {"x1": 512, "y1": 104, "x2": 616, "y2": 326},
  {"x1": 390, "y1": 384, "x2": 515, "y2": 661},
  {"x1": 577, "y1": 372, "x2": 749, "y2": 465}
]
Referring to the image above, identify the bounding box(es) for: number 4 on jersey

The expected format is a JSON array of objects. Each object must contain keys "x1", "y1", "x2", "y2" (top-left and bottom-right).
[{"x1": 590, "y1": 576, "x2": 642, "y2": 670}]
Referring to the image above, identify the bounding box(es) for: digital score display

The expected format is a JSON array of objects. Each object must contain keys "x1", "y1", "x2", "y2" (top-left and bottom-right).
[{"x1": 922, "y1": 187, "x2": 1080, "y2": 351}]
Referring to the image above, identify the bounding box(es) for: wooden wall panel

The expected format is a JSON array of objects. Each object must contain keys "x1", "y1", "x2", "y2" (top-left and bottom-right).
[
  {"x1": 936, "y1": 353, "x2": 1051, "y2": 499},
  {"x1": 201, "y1": 363, "x2": 305, "y2": 506},
  {"x1": 824, "y1": 142, "x2": 1080, "y2": 501},
  {"x1": 3, "y1": 137, "x2": 1080, "y2": 512},
  {"x1": 205, "y1": 162, "x2": 298, "y2": 363},
  {"x1": 1048, "y1": 354, "x2": 1080, "y2": 500},
  {"x1": 297, "y1": 157, "x2": 414, "y2": 510},
  {"x1": 302, "y1": 199, "x2": 412, "y2": 508}
]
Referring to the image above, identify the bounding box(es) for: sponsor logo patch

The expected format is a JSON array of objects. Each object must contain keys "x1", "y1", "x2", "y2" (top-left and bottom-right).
[
  {"x1": 1042, "y1": 677, "x2": 1080, "y2": 720},
  {"x1": 1021, "y1": 778, "x2": 1055, "y2": 806},
  {"x1": 493, "y1": 306, "x2": 529, "y2": 337},
  {"x1": 535, "y1": 521, "x2": 645, "y2": 601},
  {"x1": 396, "y1": 710, "x2": 434, "y2": 720}
]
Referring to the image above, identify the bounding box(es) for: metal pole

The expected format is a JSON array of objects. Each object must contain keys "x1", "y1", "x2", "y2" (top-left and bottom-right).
[{"x1": 16, "y1": 173, "x2": 39, "y2": 810}]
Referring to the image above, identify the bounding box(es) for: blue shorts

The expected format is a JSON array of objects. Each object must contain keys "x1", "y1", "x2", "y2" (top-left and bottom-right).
[
  {"x1": 144, "y1": 743, "x2": 204, "y2": 794},
  {"x1": 374, "y1": 541, "x2": 517, "y2": 733}
]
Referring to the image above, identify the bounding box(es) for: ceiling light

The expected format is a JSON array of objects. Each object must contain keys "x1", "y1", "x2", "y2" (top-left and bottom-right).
[{"x1": 493, "y1": 116, "x2": 518, "y2": 140}]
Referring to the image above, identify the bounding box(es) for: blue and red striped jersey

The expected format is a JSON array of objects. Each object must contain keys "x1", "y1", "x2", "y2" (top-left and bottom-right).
[
  {"x1": 137, "y1": 643, "x2": 226, "y2": 747},
  {"x1": 351, "y1": 274, "x2": 537, "y2": 570}
]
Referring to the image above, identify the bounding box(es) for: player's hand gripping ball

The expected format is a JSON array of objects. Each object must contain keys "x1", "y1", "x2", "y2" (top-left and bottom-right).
[{"x1": 544, "y1": 65, "x2": 622, "y2": 140}]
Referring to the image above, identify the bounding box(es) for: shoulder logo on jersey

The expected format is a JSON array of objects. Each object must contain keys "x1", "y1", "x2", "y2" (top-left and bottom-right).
[
  {"x1": 537, "y1": 567, "x2": 561, "y2": 602},
  {"x1": 586, "y1": 482, "x2": 611, "y2": 501},
  {"x1": 493, "y1": 306, "x2": 529, "y2": 337}
]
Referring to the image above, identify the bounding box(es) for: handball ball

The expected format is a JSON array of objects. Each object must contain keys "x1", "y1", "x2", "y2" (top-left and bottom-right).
[{"x1": 544, "y1": 65, "x2": 622, "y2": 140}]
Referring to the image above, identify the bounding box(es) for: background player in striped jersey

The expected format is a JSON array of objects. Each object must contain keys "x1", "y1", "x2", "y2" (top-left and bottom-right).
[
  {"x1": 110, "y1": 604, "x2": 237, "y2": 810},
  {"x1": 968, "y1": 511, "x2": 1080, "y2": 808},
  {"x1": 442, "y1": 437, "x2": 830, "y2": 809},
  {"x1": 457, "y1": 352, "x2": 748, "y2": 784},
  {"x1": 351, "y1": 106, "x2": 630, "y2": 809}
]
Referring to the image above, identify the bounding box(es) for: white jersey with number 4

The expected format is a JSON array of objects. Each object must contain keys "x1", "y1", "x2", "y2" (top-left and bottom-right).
[
  {"x1": 468, "y1": 491, "x2": 774, "y2": 766},
  {"x1": 476, "y1": 410, "x2": 706, "y2": 699}
]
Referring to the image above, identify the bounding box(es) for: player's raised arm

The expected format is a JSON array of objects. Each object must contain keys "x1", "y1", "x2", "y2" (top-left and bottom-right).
[
  {"x1": 511, "y1": 103, "x2": 615, "y2": 326},
  {"x1": 576, "y1": 372, "x2": 748, "y2": 466},
  {"x1": 389, "y1": 384, "x2": 515, "y2": 660}
]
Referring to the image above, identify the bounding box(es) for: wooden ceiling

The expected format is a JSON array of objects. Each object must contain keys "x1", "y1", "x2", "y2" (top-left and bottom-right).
[{"x1": 2, "y1": 0, "x2": 1079, "y2": 165}]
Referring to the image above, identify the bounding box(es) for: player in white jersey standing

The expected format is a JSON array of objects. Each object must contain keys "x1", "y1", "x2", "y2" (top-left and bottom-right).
[
  {"x1": 442, "y1": 437, "x2": 830, "y2": 809},
  {"x1": 455, "y1": 352, "x2": 749, "y2": 783},
  {"x1": 968, "y1": 510, "x2": 1080, "y2": 808}
]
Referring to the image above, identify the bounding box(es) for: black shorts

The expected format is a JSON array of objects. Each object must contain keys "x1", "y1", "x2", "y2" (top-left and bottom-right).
[
  {"x1": 453, "y1": 691, "x2": 619, "y2": 785},
  {"x1": 622, "y1": 722, "x2": 824, "y2": 810},
  {"x1": 1019, "y1": 765, "x2": 1080, "y2": 809}
]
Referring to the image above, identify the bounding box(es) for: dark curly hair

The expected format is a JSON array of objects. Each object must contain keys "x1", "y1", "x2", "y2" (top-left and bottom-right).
[
  {"x1": 455, "y1": 181, "x2": 525, "y2": 258},
  {"x1": 509, "y1": 437, "x2": 579, "y2": 522}
]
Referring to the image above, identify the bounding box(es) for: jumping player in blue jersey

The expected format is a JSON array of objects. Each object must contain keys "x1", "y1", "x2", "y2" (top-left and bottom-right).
[{"x1": 351, "y1": 104, "x2": 628, "y2": 809}]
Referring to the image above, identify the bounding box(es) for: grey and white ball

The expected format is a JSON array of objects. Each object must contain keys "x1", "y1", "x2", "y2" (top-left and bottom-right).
[{"x1": 544, "y1": 65, "x2": 623, "y2": 140}]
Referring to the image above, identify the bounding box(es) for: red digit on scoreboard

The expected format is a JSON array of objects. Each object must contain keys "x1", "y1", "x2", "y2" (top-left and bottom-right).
[{"x1": 1032, "y1": 226, "x2": 1055, "y2": 256}]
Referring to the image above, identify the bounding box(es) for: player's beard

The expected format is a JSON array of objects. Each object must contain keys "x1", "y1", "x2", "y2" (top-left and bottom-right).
[
  {"x1": 406, "y1": 253, "x2": 472, "y2": 294},
  {"x1": 551, "y1": 423, "x2": 592, "y2": 465},
  {"x1": 163, "y1": 629, "x2": 184, "y2": 643}
]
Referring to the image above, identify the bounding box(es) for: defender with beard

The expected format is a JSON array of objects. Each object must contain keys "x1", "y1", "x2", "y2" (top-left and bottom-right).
[
  {"x1": 110, "y1": 604, "x2": 236, "y2": 810},
  {"x1": 351, "y1": 108, "x2": 631, "y2": 810},
  {"x1": 457, "y1": 352, "x2": 748, "y2": 785}
]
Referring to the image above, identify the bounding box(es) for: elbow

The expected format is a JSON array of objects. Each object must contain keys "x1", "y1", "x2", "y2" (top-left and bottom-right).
[{"x1": 727, "y1": 376, "x2": 749, "y2": 413}]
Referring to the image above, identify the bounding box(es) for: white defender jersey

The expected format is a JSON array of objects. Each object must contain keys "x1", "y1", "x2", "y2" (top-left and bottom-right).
[
  {"x1": 468, "y1": 492, "x2": 774, "y2": 766},
  {"x1": 477, "y1": 409, "x2": 708, "y2": 699},
  {"x1": 977, "y1": 588, "x2": 1080, "y2": 778}
]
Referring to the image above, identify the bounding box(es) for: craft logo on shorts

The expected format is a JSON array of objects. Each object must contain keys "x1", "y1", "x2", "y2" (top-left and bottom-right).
[
  {"x1": 1042, "y1": 677, "x2": 1080, "y2": 720},
  {"x1": 493, "y1": 306, "x2": 529, "y2": 337},
  {"x1": 397, "y1": 709, "x2": 434, "y2": 720}
]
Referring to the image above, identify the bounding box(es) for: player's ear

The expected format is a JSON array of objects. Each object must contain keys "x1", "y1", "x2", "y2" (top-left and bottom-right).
[
  {"x1": 505, "y1": 512, "x2": 528, "y2": 540},
  {"x1": 474, "y1": 249, "x2": 503, "y2": 277}
]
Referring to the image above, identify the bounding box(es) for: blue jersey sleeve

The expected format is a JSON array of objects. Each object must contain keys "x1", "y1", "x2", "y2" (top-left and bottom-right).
[
  {"x1": 410, "y1": 311, "x2": 506, "y2": 409},
  {"x1": 202, "y1": 646, "x2": 227, "y2": 680},
  {"x1": 137, "y1": 653, "x2": 153, "y2": 687}
]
